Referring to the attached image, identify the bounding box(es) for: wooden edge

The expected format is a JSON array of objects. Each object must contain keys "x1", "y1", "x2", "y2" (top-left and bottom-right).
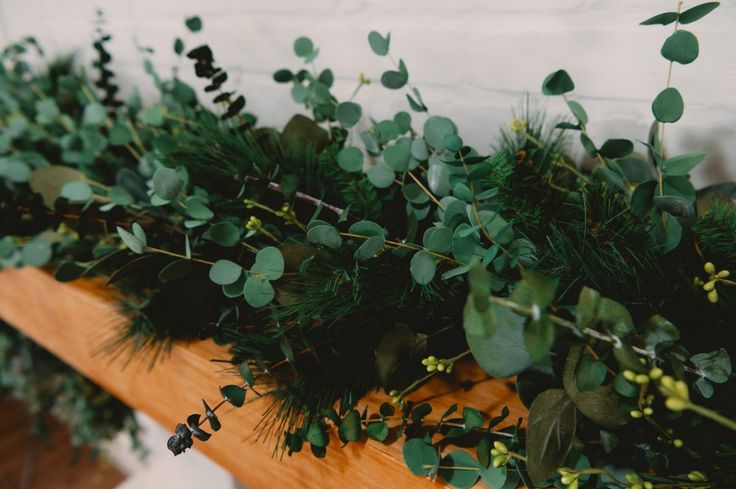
[{"x1": 0, "y1": 267, "x2": 527, "y2": 488}]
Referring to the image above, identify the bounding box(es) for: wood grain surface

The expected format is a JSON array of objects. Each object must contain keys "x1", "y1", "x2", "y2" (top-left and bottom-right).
[{"x1": 0, "y1": 267, "x2": 527, "y2": 488}]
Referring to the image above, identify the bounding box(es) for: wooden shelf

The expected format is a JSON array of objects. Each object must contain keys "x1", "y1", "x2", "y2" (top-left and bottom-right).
[{"x1": 0, "y1": 267, "x2": 527, "y2": 488}]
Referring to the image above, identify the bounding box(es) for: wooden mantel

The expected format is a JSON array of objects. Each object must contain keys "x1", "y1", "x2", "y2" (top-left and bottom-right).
[{"x1": 0, "y1": 267, "x2": 527, "y2": 488}]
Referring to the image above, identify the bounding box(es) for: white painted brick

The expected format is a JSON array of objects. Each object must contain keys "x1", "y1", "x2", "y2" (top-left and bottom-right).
[{"x1": 0, "y1": 0, "x2": 734, "y2": 187}]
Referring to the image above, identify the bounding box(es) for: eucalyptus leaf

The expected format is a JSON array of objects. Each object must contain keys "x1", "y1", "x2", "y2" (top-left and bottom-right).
[{"x1": 652, "y1": 87, "x2": 684, "y2": 123}]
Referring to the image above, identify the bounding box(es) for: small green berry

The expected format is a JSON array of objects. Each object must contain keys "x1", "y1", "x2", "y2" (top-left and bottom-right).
[
  {"x1": 704, "y1": 262, "x2": 716, "y2": 275},
  {"x1": 673, "y1": 438, "x2": 684, "y2": 448}
]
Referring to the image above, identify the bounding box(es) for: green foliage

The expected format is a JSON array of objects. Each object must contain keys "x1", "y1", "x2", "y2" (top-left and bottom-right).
[{"x1": 2, "y1": 5, "x2": 735, "y2": 487}]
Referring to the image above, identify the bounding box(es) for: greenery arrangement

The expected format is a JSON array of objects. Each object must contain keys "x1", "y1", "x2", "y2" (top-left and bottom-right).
[
  {"x1": 0, "y1": 320, "x2": 141, "y2": 454},
  {"x1": 1, "y1": 2, "x2": 734, "y2": 487}
]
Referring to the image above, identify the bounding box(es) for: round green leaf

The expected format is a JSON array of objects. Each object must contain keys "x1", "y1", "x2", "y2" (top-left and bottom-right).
[
  {"x1": 293, "y1": 36, "x2": 314, "y2": 57},
  {"x1": 467, "y1": 306, "x2": 532, "y2": 378},
  {"x1": 273, "y1": 69, "x2": 293, "y2": 83},
  {"x1": 21, "y1": 239, "x2": 52, "y2": 266},
  {"x1": 423, "y1": 116, "x2": 457, "y2": 150},
  {"x1": 368, "y1": 31, "x2": 390, "y2": 56},
  {"x1": 185, "y1": 16, "x2": 202, "y2": 32},
  {"x1": 243, "y1": 276, "x2": 275, "y2": 307},
  {"x1": 542, "y1": 69, "x2": 574, "y2": 95},
  {"x1": 403, "y1": 438, "x2": 438, "y2": 476},
  {"x1": 335, "y1": 102, "x2": 362, "y2": 128},
  {"x1": 306, "y1": 224, "x2": 342, "y2": 249},
  {"x1": 381, "y1": 70, "x2": 407, "y2": 89},
  {"x1": 425, "y1": 227, "x2": 452, "y2": 254},
  {"x1": 60, "y1": 181, "x2": 92, "y2": 202},
  {"x1": 383, "y1": 143, "x2": 412, "y2": 171},
  {"x1": 209, "y1": 221, "x2": 241, "y2": 247},
  {"x1": 252, "y1": 246, "x2": 284, "y2": 280},
  {"x1": 439, "y1": 451, "x2": 479, "y2": 489},
  {"x1": 354, "y1": 236, "x2": 385, "y2": 260},
  {"x1": 337, "y1": 147, "x2": 363, "y2": 172},
  {"x1": 599, "y1": 139, "x2": 634, "y2": 159},
  {"x1": 652, "y1": 87, "x2": 684, "y2": 123},
  {"x1": 402, "y1": 183, "x2": 429, "y2": 204},
  {"x1": 367, "y1": 162, "x2": 395, "y2": 188},
  {"x1": 410, "y1": 251, "x2": 436, "y2": 284},
  {"x1": 209, "y1": 259, "x2": 242, "y2": 285},
  {"x1": 480, "y1": 464, "x2": 507, "y2": 488},
  {"x1": 152, "y1": 167, "x2": 183, "y2": 201},
  {"x1": 661, "y1": 30, "x2": 699, "y2": 65},
  {"x1": 186, "y1": 200, "x2": 214, "y2": 221},
  {"x1": 443, "y1": 134, "x2": 463, "y2": 152},
  {"x1": 82, "y1": 103, "x2": 107, "y2": 126}
]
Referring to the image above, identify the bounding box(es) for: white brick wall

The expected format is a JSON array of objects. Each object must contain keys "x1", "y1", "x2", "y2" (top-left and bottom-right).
[{"x1": 1, "y1": 0, "x2": 734, "y2": 186}]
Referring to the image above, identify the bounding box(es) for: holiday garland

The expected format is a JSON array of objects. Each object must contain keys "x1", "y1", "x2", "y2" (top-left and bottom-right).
[{"x1": 1, "y1": 2, "x2": 735, "y2": 488}]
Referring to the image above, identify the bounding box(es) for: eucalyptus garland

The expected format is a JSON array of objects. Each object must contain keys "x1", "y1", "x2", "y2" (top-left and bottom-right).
[{"x1": 1, "y1": 2, "x2": 735, "y2": 488}]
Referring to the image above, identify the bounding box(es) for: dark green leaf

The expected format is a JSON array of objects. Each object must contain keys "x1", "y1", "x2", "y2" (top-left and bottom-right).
[
  {"x1": 185, "y1": 16, "x2": 202, "y2": 32},
  {"x1": 439, "y1": 451, "x2": 479, "y2": 489},
  {"x1": 599, "y1": 139, "x2": 634, "y2": 159},
  {"x1": 381, "y1": 70, "x2": 407, "y2": 89},
  {"x1": 652, "y1": 87, "x2": 684, "y2": 123},
  {"x1": 306, "y1": 224, "x2": 343, "y2": 248},
  {"x1": 542, "y1": 69, "x2": 574, "y2": 95},
  {"x1": 653, "y1": 195, "x2": 695, "y2": 217},
  {"x1": 158, "y1": 259, "x2": 191, "y2": 282},
  {"x1": 403, "y1": 438, "x2": 439, "y2": 476},
  {"x1": 679, "y1": 2, "x2": 720, "y2": 24},
  {"x1": 220, "y1": 384, "x2": 245, "y2": 407},
  {"x1": 640, "y1": 11, "x2": 678, "y2": 25},
  {"x1": 630, "y1": 180, "x2": 658, "y2": 217},
  {"x1": 563, "y1": 346, "x2": 628, "y2": 429},
  {"x1": 209, "y1": 221, "x2": 241, "y2": 247},
  {"x1": 335, "y1": 102, "x2": 362, "y2": 128},
  {"x1": 661, "y1": 30, "x2": 699, "y2": 64},
  {"x1": 643, "y1": 315, "x2": 680, "y2": 348},
  {"x1": 339, "y1": 410, "x2": 362, "y2": 442},
  {"x1": 526, "y1": 389, "x2": 576, "y2": 484},
  {"x1": 366, "y1": 421, "x2": 389, "y2": 441}
]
